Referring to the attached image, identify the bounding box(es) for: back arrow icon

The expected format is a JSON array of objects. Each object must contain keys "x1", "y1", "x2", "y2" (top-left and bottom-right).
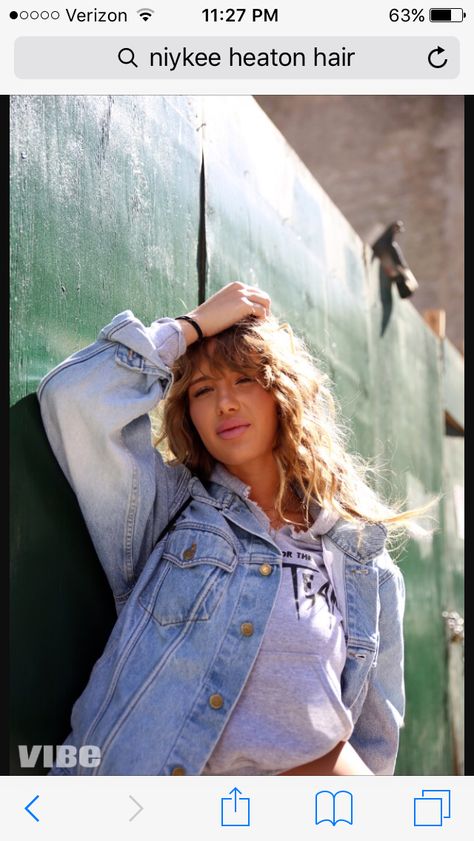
[
  {"x1": 428, "y1": 46, "x2": 448, "y2": 68},
  {"x1": 25, "y1": 795, "x2": 40, "y2": 822},
  {"x1": 129, "y1": 795, "x2": 144, "y2": 822}
]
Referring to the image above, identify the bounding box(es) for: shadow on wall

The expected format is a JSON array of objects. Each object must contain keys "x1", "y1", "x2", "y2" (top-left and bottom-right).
[{"x1": 10, "y1": 394, "x2": 116, "y2": 775}]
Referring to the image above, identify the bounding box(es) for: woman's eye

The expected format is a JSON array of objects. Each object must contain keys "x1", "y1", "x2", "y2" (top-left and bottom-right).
[{"x1": 192, "y1": 377, "x2": 253, "y2": 397}]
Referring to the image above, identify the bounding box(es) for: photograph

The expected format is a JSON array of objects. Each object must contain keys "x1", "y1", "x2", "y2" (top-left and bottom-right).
[{"x1": 9, "y1": 94, "x2": 464, "y2": 776}]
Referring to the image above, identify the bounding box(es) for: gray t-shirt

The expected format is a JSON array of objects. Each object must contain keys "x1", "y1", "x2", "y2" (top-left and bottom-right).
[{"x1": 202, "y1": 521, "x2": 353, "y2": 776}]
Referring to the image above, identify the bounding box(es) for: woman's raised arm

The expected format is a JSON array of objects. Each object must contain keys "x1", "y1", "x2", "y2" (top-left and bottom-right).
[{"x1": 37, "y1": 310, "x2": 191, "y2": 603}]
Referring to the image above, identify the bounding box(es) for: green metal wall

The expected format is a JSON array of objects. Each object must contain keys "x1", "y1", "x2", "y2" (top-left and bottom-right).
[{"x1": 10, "y1": 95, "x2": 464, "y2": 775}]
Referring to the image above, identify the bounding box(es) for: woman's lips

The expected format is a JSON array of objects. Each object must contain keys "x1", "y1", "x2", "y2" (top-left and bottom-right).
[{"x1": 217, "y1": 424, "x2": 251, "y2": 440}]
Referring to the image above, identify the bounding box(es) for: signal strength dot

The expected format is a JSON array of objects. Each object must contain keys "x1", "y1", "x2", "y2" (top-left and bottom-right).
[{"x1": 137, "y1": 7, "x2": 154, "y2": 21}]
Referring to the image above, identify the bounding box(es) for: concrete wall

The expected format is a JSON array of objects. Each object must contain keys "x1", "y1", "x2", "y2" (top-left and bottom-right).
[{"x1": 256, "y1": 95, "x2": 464, "y2": 351}]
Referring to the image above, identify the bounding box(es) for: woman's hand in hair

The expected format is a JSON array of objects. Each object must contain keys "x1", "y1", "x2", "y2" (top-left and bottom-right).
[{"x1": 183, "y1": 281, "x2": 271, "y2": 343}]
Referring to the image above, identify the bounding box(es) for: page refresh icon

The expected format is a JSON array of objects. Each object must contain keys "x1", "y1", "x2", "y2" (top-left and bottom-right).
[{"x1": 315, "y1": 790, "x2": 354, "y2": 826}]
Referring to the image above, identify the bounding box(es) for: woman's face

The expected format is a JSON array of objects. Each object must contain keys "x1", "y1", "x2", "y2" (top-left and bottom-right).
[{"x1": 187, "y1": 352, "x2": 279, "y2": 469}]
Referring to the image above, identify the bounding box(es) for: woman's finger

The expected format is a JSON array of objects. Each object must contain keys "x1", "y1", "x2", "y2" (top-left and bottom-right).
[
  {"x1": 242, "y1": 298, "x2": 268, "y2": 319},
  {"x1": 244, "y1": 291, "x2": 271, "y2": 315},
  {"x1": 245, "y1": 287, "x2": 271, "y2": 306}
]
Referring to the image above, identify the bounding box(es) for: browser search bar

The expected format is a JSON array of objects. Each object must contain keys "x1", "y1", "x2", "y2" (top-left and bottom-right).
[{"x1": 14, "y1": 36, "x2": 460, "y2": 79}]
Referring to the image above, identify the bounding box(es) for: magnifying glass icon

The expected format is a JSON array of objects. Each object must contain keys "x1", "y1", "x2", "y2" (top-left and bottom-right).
[{"x1": 118, "y1": 48, "x2": 138, "y2": 68}]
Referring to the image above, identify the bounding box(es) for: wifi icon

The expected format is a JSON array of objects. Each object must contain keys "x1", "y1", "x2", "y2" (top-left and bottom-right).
[{"x1": 137, "y1": 8, "x2": 155, "y2": 21}]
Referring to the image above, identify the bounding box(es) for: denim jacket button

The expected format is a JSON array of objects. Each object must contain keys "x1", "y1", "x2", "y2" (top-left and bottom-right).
[
  {"x1": 171, "y1": 766, "x2": 186, "y2": 775},
  {"x1": 240, "y1": 622, "x2": 254, "y2": 637},
  {"x1": 183, "y1": 543, "x2": 197, "y2": 561},
  {"x1": 209, "y1": 693, "x2": 224, "y2": 710},
  {"x1": 258, "y1": 563, "x2": 272, "y2": 576}
]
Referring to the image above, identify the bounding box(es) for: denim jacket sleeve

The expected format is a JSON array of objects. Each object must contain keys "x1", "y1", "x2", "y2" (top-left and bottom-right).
[
  {"x1": 37, "y1": 310, "x2": 191, "y2": 603},
  {"x1": 349, "y1": 552, "x2": 406, "y2": 775}
]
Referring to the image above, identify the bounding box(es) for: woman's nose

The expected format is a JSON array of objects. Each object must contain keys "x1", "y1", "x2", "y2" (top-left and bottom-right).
[{"x1": 216, "y1": 385, "x2": 239, "y2": 413}]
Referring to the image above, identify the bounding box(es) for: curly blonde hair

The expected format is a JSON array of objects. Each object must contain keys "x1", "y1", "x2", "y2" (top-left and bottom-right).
[{"x1": 155, "y1": 315, "x2": 437, "y2": 540}]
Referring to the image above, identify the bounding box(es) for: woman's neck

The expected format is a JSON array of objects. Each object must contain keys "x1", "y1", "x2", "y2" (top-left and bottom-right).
[
  {"x1": 224, "y1": 456, "x2": 280, "y2": 513},
  {"x1": 224, "y1": 457, "x2": 306, "y2": 529}
]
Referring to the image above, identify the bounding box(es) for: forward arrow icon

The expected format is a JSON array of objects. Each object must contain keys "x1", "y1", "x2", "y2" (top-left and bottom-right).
[{"x1": 129, "y1": 795, "x2": 144, "y2": 822}]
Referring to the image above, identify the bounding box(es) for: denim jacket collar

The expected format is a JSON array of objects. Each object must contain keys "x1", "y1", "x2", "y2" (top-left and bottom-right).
[
  {"x1": 189, "y1": 462, "x2": 388, "y2": 564},
  {"x1": 208, "y1": 462, "x2": 338, "y2": 536}
]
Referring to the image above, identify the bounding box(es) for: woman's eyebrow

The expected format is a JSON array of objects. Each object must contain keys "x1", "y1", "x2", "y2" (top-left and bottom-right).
[
  {"x1": 189, "y1": 367, "x2": 248, "y2": 388},
  {"x1": 189, "y1": 373, "x2": 214, "y2": 387}
]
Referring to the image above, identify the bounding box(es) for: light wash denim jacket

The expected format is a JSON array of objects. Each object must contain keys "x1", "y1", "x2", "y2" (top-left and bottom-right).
[{"x1": 37, "y1": 311, "x2": 405, "y2": 776}]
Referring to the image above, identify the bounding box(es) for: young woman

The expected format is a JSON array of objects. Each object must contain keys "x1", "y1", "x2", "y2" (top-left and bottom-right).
[{"x1": 38, "y1": 281, "x2": 422, "y2": 776}]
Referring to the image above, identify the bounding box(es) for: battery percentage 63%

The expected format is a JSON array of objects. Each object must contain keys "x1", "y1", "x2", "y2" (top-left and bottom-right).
[{"x1": 389, "y1": 8, "x2": 426, "y2": 21}]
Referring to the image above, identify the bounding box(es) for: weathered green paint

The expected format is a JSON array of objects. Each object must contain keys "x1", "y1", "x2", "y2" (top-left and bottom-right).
[
  {"x1": 364, "y1": 263, "x2": 449, "y2": 774},
  {"x1": 10, "y1": 95, "x2": 202, "y2": 403},
  {"x1": 10, "y1": 95, "x2": 464, "y2": 775}
]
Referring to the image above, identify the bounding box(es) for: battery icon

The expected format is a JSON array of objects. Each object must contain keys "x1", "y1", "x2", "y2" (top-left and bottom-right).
[{"x1": 429, "y1": 8, "x2": 466, "y2": 20}]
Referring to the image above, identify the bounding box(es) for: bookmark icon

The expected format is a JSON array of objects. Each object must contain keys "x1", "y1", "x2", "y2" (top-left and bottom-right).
[{"x1": 315, "y1": 790, "x2": 354, "y2": 826}]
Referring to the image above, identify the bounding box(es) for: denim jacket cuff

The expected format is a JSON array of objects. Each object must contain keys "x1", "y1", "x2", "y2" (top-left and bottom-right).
[{"x1": 99, "y1": 310, "x2": 187, "y2": 370}]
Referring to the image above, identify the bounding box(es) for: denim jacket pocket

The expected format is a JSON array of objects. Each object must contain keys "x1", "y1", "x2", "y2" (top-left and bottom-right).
[
  {"x1": 138, "y1": 528, "x2": 237, "y2": 626},
  {"x1": 341, "y1": 644, "x2": 376, "y2": 711}
]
